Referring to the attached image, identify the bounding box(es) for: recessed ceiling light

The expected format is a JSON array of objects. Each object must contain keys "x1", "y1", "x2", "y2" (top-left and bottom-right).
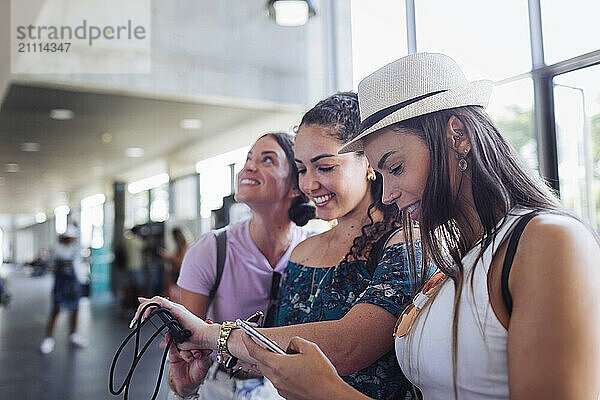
[
  {"x1": 126, "y1": 147, "x2": 144, "y2": 158},
  {"x1": 21, "y1": 142, "x2": 41, "y2": 152},
  {"x1": 5, "y1": 163, "x2": 19, "y2": 173},
  {"x1": 100, "y1": 132, "x2": 113, "y2": 143},
  {"x1": 50, "y1": 108, "x2": 74, "y2": 120},
  {"x1": 93, "y1": 166, "x2": 104, "y2": 176},
  {"x1": 179, "y1": 119, "x2": 202, "y2": 130}
]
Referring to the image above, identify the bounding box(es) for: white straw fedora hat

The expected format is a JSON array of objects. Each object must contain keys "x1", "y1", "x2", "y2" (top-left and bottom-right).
[{"x1": 339, "y1": 52, "x2": 493, "y2": 154}]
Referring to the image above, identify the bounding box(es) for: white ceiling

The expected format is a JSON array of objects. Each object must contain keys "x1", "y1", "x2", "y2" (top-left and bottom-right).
[{"x1": 0, "y1": 83, "x2": 303, "y2": 215}]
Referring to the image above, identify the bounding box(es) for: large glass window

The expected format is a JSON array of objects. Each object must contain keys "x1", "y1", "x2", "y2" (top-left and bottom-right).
[
  {"x1": 487, "y1": 78, "x2": 538, "y2": 171},
  {"x1": 80, "y1": 194, "x2": 105, "y2": 249},
  {"x1": 0, "y1": 227, "x2": 3, "y2": 264},
  {"x1": 54, "y1": 205, "x2": 70, "y2": 235},
  {"x1": 415, "y1": 0, "x2": 531, "y2": 81},
  {"x1": 196, "y1": 147, "x2": 249, "y2": 220},
  {"x1": 553, "y1": 65, "x2": 600, "y2": 232},
  {"x1": 150, "y1": 184, "x2": 170, "y2": 222},
  {"x1": 541, "y1": 0, "x2": 600, "y2": 65},
  {"x1": 350, "y1": 0, "x2": 407, "y2": 87},
  {"x1": 133, "y1": 191, "x2": 149, "y2": 226},
  {"x1": 15, "y1": 229, "x2": 34, "y2": 264},
  {"x1": 198, "y1": 166, "x2": 232, "y2": 219},
  {"x1": 172, "y1": 175, "x2": 198, "y2": 221}
]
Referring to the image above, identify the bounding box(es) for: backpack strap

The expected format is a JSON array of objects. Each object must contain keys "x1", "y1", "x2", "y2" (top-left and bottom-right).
[
  {"x1": 501, "y1": 210, "x2": 540, "y2": 315},
  {"x1": 208, "y1": 228, "x2": 227, "y2": 304}
]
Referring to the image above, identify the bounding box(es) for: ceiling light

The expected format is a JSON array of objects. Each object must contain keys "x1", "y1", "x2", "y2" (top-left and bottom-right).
[
  {"x1": 49, "y1": 108, "x2": 74, "y2": 120},
  {"x1": 81, "y1": 193, "x2": 106, "y2": 208},
  {"x1": 100, "y1": 132, "x2": 113, "y2": 143},
  {"x1": 21, "y1": 142, "x2": 41, "y2": 152},
  {"x1": 179, "y1": 119, "x2": 202, "y2": 130},
  {"x1": 126, "y1": 147, "x2": 144, "y2": 158},
  {"x1": 54, "y1": 205, "x2": 70, "y2": 216},
  {"x1": 267, "y1": 0, "x2": 315, "y2": 26},
  {"x1": 127, "y1": 173, "x2": 170, "y2": 194},
  {"x1": 5, "y1": 163, "x2": 19, "y2": 173},
  {"x1": 35, "y1": 212, "x2": 47, "y2": 223}
]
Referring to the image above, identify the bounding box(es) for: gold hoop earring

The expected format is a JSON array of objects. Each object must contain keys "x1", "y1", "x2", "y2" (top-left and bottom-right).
[{"x1": 367, "y1": 170, "x2": 376, "y2": 181}]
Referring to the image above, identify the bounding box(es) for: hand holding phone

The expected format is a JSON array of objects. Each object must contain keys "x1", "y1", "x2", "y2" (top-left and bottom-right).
[{"x1": 235, "y1": 319, "x2": 286, "y2": 355}]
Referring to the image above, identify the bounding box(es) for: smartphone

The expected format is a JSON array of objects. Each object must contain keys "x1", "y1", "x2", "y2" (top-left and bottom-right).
[{"x1": 235, "y1": 319, "x2": 286, "y2": 355}]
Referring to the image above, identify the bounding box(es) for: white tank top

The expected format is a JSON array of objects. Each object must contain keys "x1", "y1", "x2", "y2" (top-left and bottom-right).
[{"x1": 395, "y1": 208, "x2": 533, "y2": 399}]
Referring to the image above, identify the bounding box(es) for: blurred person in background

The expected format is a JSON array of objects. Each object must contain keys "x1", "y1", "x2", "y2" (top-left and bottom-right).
[
  {"x1": 39, "y1": 224, "x2": 89, "y2": 354},
  {"x1": 160, "y1": 227, "x2": 189, "y2": 301},
  {"x1": 122, "y1": 226, "x2": 146, "y2": 312}
]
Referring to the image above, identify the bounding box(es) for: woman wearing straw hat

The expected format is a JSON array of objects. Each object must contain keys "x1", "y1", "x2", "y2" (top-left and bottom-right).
[
  {"x1": 239, "y1": 53, "x2": 600, "y2": 399},
  {"x1": 136, "y1": 93, "x2": 421, "y2": 400}
]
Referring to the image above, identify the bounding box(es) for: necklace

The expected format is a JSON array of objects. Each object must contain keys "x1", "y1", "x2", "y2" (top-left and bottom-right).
[{"x1": 307, "y1": 267, "x2": 334, "y2": 306}]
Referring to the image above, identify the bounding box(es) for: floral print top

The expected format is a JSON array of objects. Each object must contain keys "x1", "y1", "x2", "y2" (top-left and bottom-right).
[{"x1": 274, "y1": 241, "x2": 421, "y2": 400}]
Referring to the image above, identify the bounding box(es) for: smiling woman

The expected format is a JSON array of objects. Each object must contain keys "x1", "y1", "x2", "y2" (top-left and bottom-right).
[
  {"x1": 143, "y1": 93, "x2": 422, "y2": 400},
  {"x1": 231, "y1": 52, "x2": 600, "y2": 400},
  {"x1": 170, "y1": 132, "x2": 313, "y2": 400}
]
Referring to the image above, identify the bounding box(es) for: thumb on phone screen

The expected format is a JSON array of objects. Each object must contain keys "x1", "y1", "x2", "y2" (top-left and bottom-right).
[{"x1": 286, "y1": 336, "x2": 320, "y2": 355}]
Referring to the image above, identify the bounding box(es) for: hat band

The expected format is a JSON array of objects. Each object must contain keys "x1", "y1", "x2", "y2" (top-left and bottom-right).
[{"x1": 358, "y1": 90, "x2": 447, "y2": 134}]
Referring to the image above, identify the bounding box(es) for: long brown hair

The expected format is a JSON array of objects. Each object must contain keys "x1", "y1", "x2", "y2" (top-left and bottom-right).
[{"x1": 392, "y1": 105, "x2": 561, "y2": 398}]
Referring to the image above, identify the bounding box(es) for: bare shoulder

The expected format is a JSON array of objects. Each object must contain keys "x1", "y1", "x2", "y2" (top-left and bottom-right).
[
  {"x1": 521, "y1": 213, "x2": 599, "y2": 259},
  {"x1": 511, "y1": 213, "x2": 600, "y2": 293},
  {"x1": 505, "y1": 214, "x2": 600, "y2": 398},
  {"x1": 289, "y1": 233, "x2": 326, "y2": 263},
  {"x1": 383, "y1": 227, "x2": 420, "y2": 248}
]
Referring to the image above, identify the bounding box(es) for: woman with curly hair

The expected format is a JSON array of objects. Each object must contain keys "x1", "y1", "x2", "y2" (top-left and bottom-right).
[
  {"x1": 137, "y1": 92, "x2": 421, "y2": 400},
  {"x1": 239, "y1": 54, "x2": 600, "y2": 400}
]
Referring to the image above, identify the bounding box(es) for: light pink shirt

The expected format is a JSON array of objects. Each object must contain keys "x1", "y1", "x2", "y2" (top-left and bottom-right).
[{"x1": 177, "y1": 219, "x2": 307, "y2": 323}]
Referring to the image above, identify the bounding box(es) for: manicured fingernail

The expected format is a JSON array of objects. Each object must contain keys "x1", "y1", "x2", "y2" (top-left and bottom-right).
[{"x1": 129, "y1": 318, "x2": 136, "y2": 329}]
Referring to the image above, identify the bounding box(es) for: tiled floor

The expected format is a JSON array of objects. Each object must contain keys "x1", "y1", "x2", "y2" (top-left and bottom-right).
[{"x1": 0, "y1": 264, "x2": 169, "y2": 400}]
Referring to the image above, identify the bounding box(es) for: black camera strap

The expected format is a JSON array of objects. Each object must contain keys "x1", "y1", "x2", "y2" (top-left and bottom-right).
[{"x1": 109, "y1": 302, "x2": 191, "y2": 400}]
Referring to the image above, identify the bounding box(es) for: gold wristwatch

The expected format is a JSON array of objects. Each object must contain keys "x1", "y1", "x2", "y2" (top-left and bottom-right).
[{"x1": 216, "y1": 321, "x2": 239, "y2": 369}]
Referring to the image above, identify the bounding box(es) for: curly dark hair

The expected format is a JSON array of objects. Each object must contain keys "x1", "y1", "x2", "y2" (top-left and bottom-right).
[{"x1": 299, "y1": 92, "x2": 399, "y2": 272}]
